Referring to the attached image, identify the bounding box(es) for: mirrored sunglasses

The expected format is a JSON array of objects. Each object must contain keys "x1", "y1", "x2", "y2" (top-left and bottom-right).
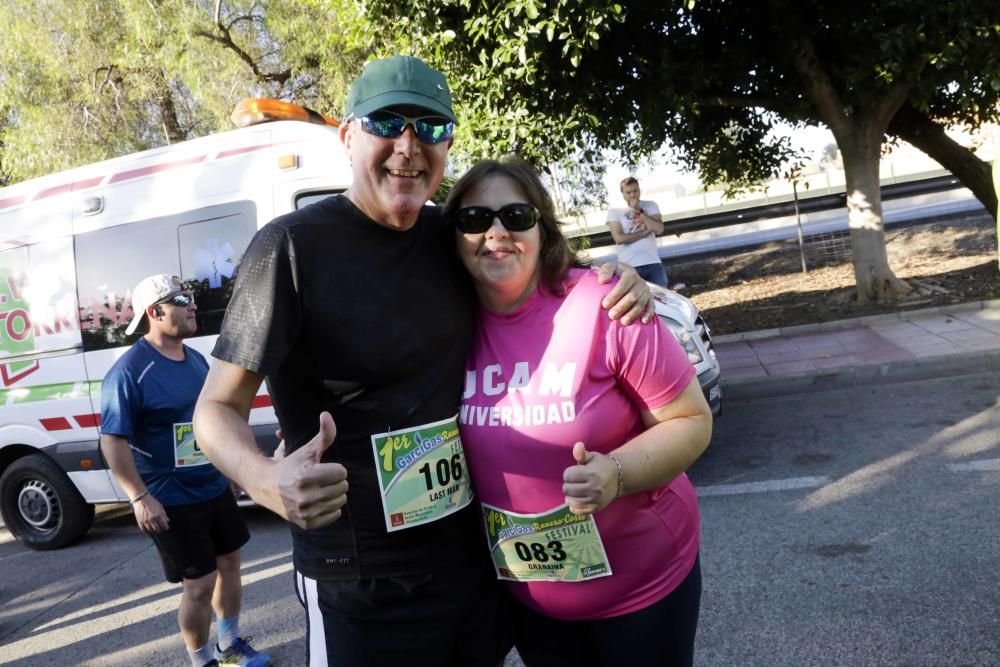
[
  {"x1": 358, "y1": 110, "x2": 455, "y2": 144},
  {"x1": 158, "y1": 293, "x2": 195, "y2": 307},
  {"x1": 453, "y1": 203, "x2": 541, "y2": 234}
]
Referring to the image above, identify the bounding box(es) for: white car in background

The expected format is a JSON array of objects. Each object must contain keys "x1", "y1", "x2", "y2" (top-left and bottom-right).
[{"x1": 651, "y1": 284, "x2": 722, "y2": 416}]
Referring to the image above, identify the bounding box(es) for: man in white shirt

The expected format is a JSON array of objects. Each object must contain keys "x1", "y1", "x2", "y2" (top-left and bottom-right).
[{"x1": 606, "y1": 176, "x2": 668, "y2": 287}]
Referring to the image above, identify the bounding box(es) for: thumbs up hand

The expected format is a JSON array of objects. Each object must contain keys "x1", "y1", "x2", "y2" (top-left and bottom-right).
[
  {"x1": 562, "y1": 442, "x2": 618, "y2": 515},
  {"x1": 275, "y1": 411, "x2": 349, "y2": 529}
]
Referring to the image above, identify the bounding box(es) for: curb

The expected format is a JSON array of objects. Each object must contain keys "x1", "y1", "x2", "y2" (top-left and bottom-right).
[
  {"x1": 721, "y1": 349, "x2": 1000, "y2": 401},
  {"x1": 713, "y1": 299, "x2": 1000, "y2": 344}
]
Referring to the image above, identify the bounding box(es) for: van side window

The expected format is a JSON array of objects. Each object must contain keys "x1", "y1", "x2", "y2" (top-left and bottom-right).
[
  {"x1": 76, "y1": 218, "x2": 175, "y2": 351},
  {"x1": 76, "y1": 203, "x2": 256, "y2": 351},
  {"x1": 0, "y1": 238, "x2": 80, "y2": 372},
  {"x1": 295, "y1": 190, "x2": 341, "y2": 209},
  {"x1": 178, "y1": 215, "x2": 256, "y2": 337}
]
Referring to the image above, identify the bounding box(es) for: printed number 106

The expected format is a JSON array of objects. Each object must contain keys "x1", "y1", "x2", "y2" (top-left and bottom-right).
[{"x1": 418, "y1": 454, "x2": 463, "y2": 490}]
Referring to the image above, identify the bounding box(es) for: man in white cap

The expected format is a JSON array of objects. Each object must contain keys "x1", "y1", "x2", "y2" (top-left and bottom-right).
[
  {"x1": 194, "y1": 55, "x2": 651, "y2": 666},
  {"x1": 100, "y1": 274, "x2": 269, "y2": 667}
]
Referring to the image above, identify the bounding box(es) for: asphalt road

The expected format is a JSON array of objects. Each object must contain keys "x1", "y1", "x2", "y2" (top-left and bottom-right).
[
  {"x1": 694, "y1": 372, "x2": 1000, "y2": 666},
  {"x1": 2, "y1": 373, "x2": 999, "y2": 666}
]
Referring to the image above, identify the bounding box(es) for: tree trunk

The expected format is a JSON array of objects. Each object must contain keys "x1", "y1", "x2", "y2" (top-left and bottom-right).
[
  {"x1": 888, "y1": 104, "x2": 997, "y2": 221},
  {"x1": 155, "y1": 71, "x2": 185, "y2": 145},
  {"x1": 837, "y1": 127, "x2": 912, "y2": 303},
  {"x1": 789, "y1": 36, "x2": 912, "y2": 303}
]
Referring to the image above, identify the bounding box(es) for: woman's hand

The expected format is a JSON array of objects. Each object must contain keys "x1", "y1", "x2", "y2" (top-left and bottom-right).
[{"x1": 563, "y1": 442, "x2": 619, "y2": 515}]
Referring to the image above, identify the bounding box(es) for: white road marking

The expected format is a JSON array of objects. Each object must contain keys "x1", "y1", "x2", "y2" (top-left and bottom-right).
[
  {"x1": 696, "y1": 475, "x2": 831, "y2": 497},
  {"x1": 946, "y1": 459, "x2": 1000, "y2": 473}
]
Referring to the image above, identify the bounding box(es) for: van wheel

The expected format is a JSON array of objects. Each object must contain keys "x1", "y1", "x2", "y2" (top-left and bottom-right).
[{"x1": 0, "y1": 454, "x2": 95, "y2": 550}]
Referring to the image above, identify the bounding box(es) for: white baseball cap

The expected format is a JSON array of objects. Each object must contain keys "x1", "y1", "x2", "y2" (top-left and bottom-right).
[{"x1": 125, "y1": 274, "x2": 186, "y2": 335}]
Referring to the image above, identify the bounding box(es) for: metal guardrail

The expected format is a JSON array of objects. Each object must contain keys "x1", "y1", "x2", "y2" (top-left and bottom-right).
[{"x1": 575, "y1": 174, "x2": 963, "y2": 248}]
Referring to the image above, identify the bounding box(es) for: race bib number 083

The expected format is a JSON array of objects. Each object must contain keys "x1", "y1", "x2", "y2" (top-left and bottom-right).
[{"x1": 483, "y1": 503, "x2": 612, "y2": 582}]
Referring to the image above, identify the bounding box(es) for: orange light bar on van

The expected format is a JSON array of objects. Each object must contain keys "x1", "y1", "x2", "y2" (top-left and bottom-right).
[
  {"x1": 277, "y1": 154, "x2": 299, "y2": 170},
  {"x1": 231, "y1": 98, "x2": 341, "y2": 129}
]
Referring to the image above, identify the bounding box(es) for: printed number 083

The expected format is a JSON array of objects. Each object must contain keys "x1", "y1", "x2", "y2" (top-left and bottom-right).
[
  {"x1": 514, "y1": 540, "x2": 567, "y2": 563},
  {"x1": 418, "y1": 454, "x2": 463, "y2": 490}
]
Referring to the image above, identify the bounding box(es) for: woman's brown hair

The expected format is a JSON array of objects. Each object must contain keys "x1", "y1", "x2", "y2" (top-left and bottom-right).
[{"x1": 443, "y1": 157, "x2": 586, "y2": 293}]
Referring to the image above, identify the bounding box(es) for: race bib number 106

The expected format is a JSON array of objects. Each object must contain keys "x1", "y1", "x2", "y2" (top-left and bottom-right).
[{"x1": 370, "y1": 415, "x2": 474, "y2": 532}]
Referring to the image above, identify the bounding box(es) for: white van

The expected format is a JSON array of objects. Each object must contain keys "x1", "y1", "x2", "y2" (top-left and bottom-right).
[{"x1": 0, "y1": 101, "x2": 351, "y2": 549}]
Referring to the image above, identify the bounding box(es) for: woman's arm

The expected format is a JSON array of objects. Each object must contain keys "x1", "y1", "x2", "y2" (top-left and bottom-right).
[{"x1": 563, "y1": 377, "x2": 712, "y2": 514}]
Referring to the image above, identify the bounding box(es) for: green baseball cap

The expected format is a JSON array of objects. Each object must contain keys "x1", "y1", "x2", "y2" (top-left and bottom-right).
[{"x1": 344, "y1": 55, "x2": 458, "y2": 125}]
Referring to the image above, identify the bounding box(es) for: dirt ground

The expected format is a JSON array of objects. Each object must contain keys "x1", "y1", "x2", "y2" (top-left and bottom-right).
[{"x1": 668, "y1": 212, "x2": 1000, "y2": 336}]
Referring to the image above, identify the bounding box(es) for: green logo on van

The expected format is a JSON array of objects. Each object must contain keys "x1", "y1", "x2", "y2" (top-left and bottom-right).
[{"x1": 0, "y1": 248, "x2": 39, "y2": 385}]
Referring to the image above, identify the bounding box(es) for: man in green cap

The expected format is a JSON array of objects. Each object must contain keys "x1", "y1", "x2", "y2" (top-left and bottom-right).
[{"x1": 194, "y1": 55, "x2": 650, "y2": 666}]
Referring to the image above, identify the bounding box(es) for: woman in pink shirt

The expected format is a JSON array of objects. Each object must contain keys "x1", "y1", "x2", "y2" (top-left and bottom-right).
[{"x1": 444, "y1": 158, "x2": 713, "y2": 667}]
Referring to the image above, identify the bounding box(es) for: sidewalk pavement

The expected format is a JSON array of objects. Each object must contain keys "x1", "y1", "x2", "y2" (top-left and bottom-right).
[{"x1": 713, "y1": 300, "x2": 1000, "y2": 401}]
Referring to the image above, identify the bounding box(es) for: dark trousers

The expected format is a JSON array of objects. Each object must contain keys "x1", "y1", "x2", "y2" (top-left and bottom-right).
[
  {"x1": 295, "y1": 555, "x2": 513, "y2": 667},
  {"x1": 635, "y1": 262, "x2": 669, "y2": 288},
  {"x1": 514, "y1": 554, "x2": 702, "y2": 667}
]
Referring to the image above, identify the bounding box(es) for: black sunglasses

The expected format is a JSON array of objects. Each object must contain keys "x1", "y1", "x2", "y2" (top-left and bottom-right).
[
  {"x1": 158, "y1": 292, "x2": 195, "y2": 307},
  {"x1": 357, "y1": 110, "x2": 455, "y2": 144},
  {"x1": 453, "y1": 203, "x2": 541, "y2": 234}
]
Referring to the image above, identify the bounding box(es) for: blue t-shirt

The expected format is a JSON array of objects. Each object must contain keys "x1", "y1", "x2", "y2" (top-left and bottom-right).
[{"x1": 100, "y1": 337, "x2": 228, "y2": 506}]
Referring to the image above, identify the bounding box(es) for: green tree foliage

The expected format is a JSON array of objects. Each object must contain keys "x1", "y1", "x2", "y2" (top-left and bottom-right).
[
  {"x1": 4, "y1": 1, "x2": 997, "y2": 301},
  {"x1": 0, "y1": 0, "x2": 372, "y2": 183},
  {"x1": 2, "y1": 0, "x2": 210, "y2": 179},
  {"x1": 350, "y1": 0, "x2": 621, "y2": 209},
  {"x1": 0, "y1": 0, "x2": 610, "y2": 210},
  {"x1": 362, "y1": 0, "x2": 1000, "y2": 301}
]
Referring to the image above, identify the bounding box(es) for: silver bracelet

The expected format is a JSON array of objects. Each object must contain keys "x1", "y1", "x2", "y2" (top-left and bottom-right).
[
  {"x1": 130, "y1": 491, "x2": 149, "y2": 504},
  {"x1": 608, "y1": 454, "x2": 624, "y2": 500}
]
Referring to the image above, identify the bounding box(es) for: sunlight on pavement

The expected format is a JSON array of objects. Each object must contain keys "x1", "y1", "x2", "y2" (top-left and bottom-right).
[
  {"x1": 938, "y1": 410, "x2": 1000, "y2": 458},
  {"x1": 798, "y1": 449, "x2": 921, "y2": 511},
  {"x1": 799, "y1": 407, "x2": 999, "y2": 511},
  {"x1": 4, "y1": 555, "x2": 293, "y2": 662}
]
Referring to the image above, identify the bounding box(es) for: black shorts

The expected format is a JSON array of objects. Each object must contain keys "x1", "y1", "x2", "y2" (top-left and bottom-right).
[
  {"x1": 295, "y1": 554, "x2": 514, "y2": 667},
  {"x1": 514, "y1": 554, "x2": 702, "y2": 667},
  {"x1": 149, "y1": 490, "x2": 250, "y2": 584}
]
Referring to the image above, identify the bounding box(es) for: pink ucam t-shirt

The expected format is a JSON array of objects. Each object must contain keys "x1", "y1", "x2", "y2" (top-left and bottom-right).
[{"x1": 459, "y1": 268, "x2": 700, "y2": 620}]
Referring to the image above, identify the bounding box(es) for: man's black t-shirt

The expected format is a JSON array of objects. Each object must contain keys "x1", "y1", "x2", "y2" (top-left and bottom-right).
[{"x1": 213, "y1": 195, "x2": 481, "y2": 580}]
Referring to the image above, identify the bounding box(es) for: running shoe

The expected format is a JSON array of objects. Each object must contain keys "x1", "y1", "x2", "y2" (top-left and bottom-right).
[{"x1": 215, "y1": 636, "x2": 270, "y2": 667}]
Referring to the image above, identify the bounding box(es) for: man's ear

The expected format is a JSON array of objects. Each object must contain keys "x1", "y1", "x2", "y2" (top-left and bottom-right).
[
  {"x1": 148, "y1": 305, "x2": 162, "y2": 320},
  {"x1": 339, "y1": 122, "x2": 352, "y2": 158}
]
